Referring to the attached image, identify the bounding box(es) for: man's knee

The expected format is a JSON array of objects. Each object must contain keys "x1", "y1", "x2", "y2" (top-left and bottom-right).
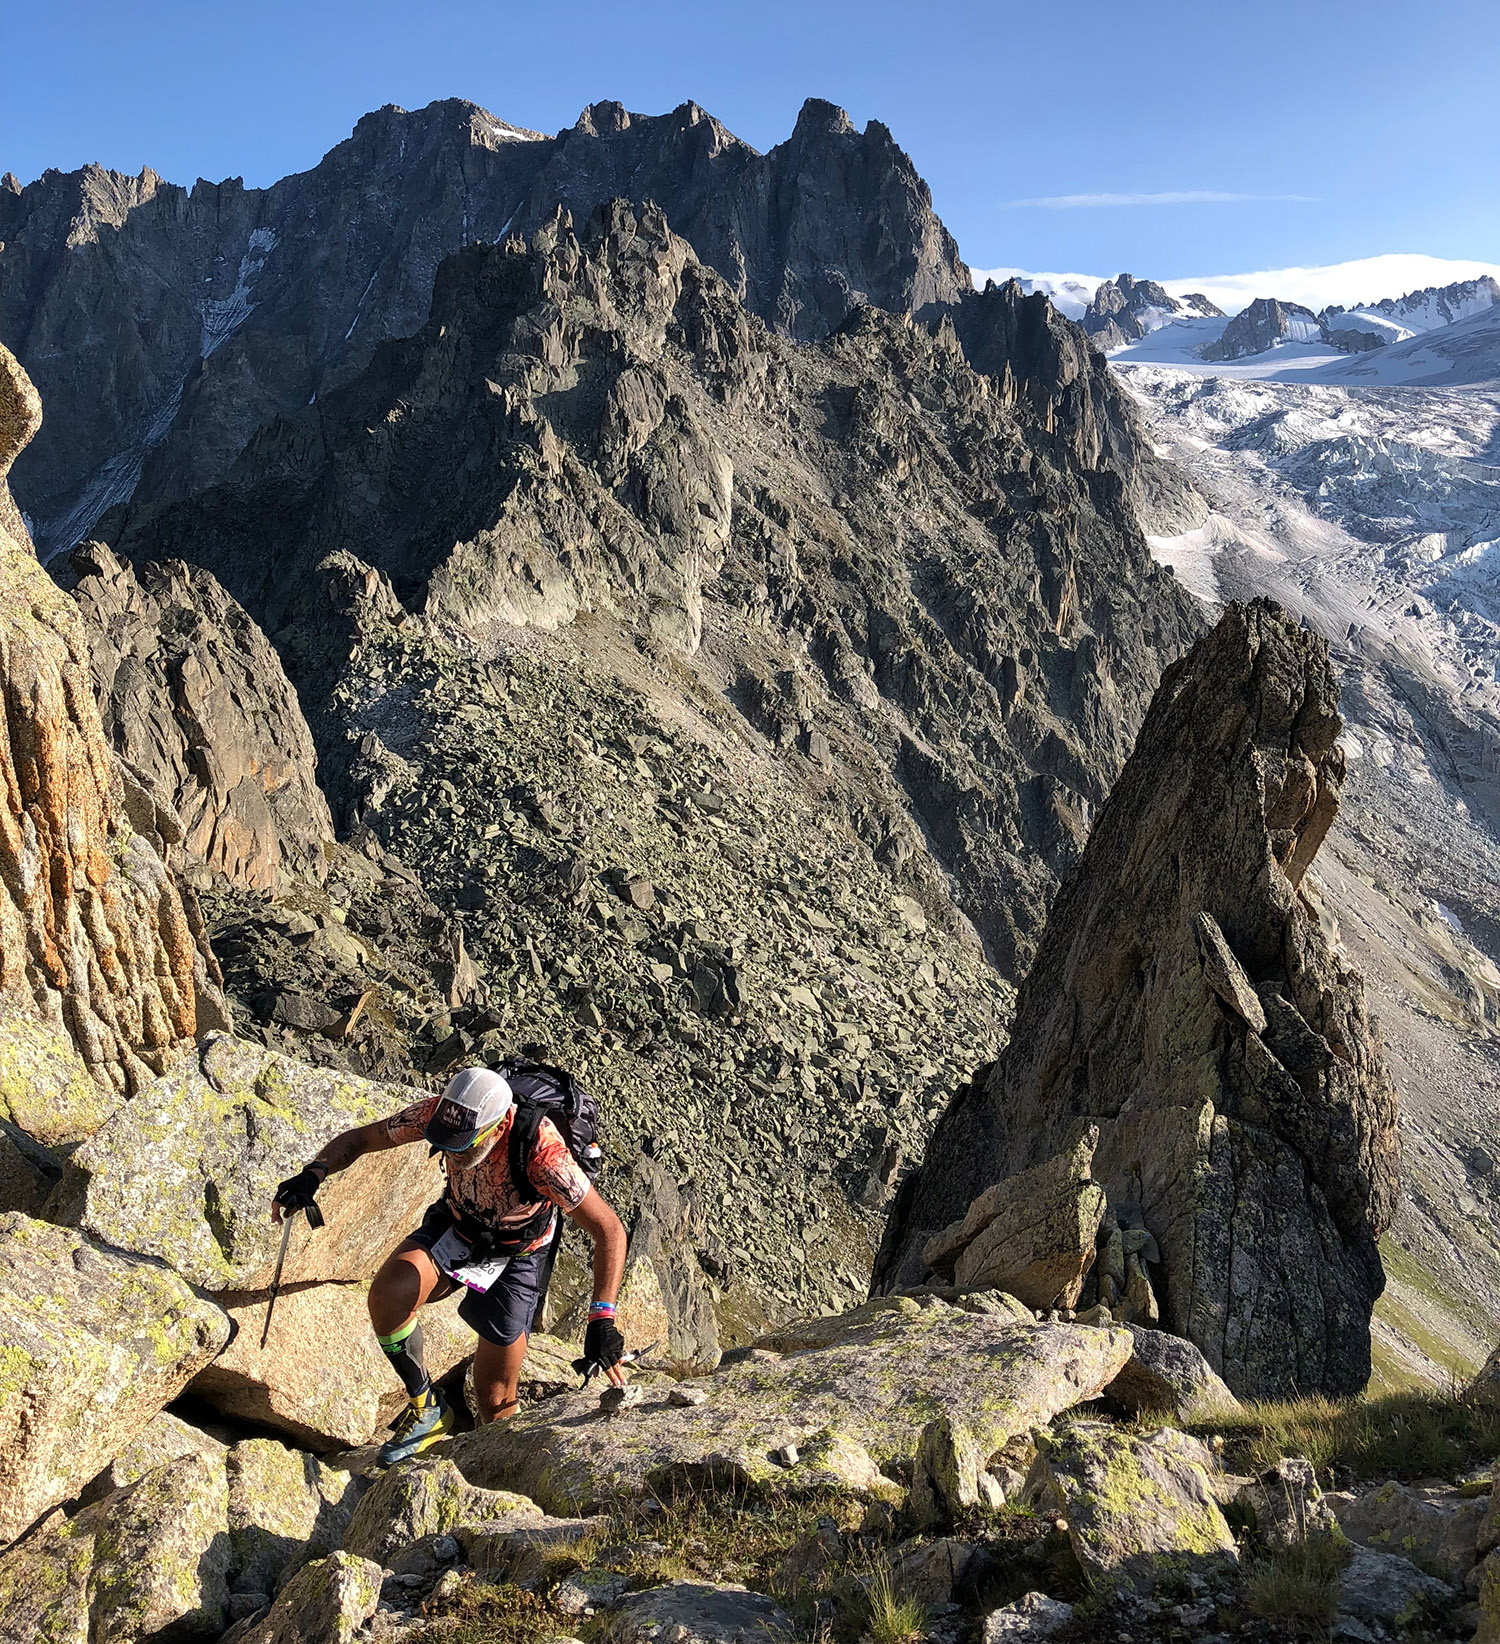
[{"x1": 368, "y1": 1248, "x2": 431, "y2": 1332}]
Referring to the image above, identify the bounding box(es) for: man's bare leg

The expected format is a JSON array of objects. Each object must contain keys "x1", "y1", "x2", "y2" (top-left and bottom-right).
[
  {"x1": 369, "y1": 1241, "x2": 455, "y2": 1410},
  {"x1": 472, "y1": 1334, "x2": 530, "y2": 1423},
  {"x1": 368, "y1": 1241, "x2": 451, "y2": 1336}
]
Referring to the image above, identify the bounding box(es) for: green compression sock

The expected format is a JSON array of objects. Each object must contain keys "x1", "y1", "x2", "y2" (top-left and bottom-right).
[{"x1": 376, "y1": 1319, "x2": 431, "y2": 1401}]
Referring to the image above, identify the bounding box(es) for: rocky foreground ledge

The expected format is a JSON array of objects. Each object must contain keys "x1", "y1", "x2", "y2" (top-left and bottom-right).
[{"x1": 3, "y1": 1280, "x2": 1500, "y2": 1644}]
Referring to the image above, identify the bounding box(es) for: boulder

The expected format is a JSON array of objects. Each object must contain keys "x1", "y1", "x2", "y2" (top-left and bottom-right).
[
  {"x1": 886, "y1": 1536, "x2": 985, "y2": 1605},
  {"x1": 81, "y1": 1408, "x2": 228, "y2": 1503},
  {"x1": 1235, "y1": 1456, "x2": 1339, "y2": 1550},
  {"x1": 0, "y1": 1212, "x2": 230, "y2": 1544},
  {"x1": 342, "y1": 1458, "x2": 540, "y2": 1565},
  {"x1": 981, "y1": 1592, "x2": 1075, "y2": 1641},
  {"x1": 451, "y1": 1297, "x2": 1133, "y2": 1514},
  {"x1": 603, "y1": 1582, "x2": 792, "y2": 1644},
  {"x1": 69, "y1": 541, "x2": 334, "y2": 892},
  {"x1": 1336, "y1": 1543, "x2": 1454, "y2": 1625},
  {"x1": 920, "y1": 1125, "x2": 1106, "y2": 1308},
  {"x1": 227, "y1": 1437, "x2": 368, "y2": 1597},
  {"x1": 1333, "y1": 1480, "x2": 1484, "y2": 1588},
  {"x1": 232, "y1": 1551, "x2": 385, "y2": 1644},
  {"x1": 880, "y1": 602, "x2": 1401, "y2": 1399},
  {"x1": 1103, "y1": 1327, "x2": 1240, "y2": 1420},
  {"x1": 191, "y1": 1280, "x2": 473, "y2": 1450},
  {"x1": 52, "y1": 1033, "x2": 442, "y2": 1292},
  {"x1": 0, "y1": 1452, "x2": 231, "y2": 1644},
  {"x1": 1026, "y1": 1422, "x2": 1236, "y2": 1590},
  {"x1": 908, "y1": 1414, "x2": 984, "y2": 1528},
  {"x1": 463, "y1": 1515, "x2": 611, "y2": 1584},
  {"x1": 0, "y1": 344, "x2": 219, "y2": 1097}
]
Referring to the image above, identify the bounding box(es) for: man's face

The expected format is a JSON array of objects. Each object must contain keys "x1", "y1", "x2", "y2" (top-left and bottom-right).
[{"x1": 446, "y1": 1122, "x2": 502, "y2": 1173}]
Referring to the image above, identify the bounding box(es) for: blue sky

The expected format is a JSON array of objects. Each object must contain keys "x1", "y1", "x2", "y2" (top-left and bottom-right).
[{"x1": 4, "y1": 0, "x2": 1497, "y2": 280}]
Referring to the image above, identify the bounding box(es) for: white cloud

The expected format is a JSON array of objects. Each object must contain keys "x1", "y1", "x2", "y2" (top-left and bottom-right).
[
  {"x1": 1156, "y1": 253, "x2": 1500, "y2": 314},
  {"x1": 1002, "y1": 190, "x2": 1317, "y2": 210}
]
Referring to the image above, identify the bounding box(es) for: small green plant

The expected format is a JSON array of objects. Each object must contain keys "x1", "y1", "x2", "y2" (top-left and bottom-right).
[
  {"x1": 1243, "y1": 1535, "x2": 1349, "y2": 1627},
  {"x1": 862, "y1": 1566, "x2": 926, "y2": 1644}
]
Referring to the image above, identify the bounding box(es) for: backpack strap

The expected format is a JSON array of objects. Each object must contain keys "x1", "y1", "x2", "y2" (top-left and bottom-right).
[{"x1": 506, "y1": 1100, "x2": 548, "y2": 1193}]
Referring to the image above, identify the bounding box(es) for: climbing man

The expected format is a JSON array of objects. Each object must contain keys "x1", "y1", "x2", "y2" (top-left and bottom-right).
[{"x1": 270, "y1": 1064, "x2": 628, "y2": 1465}]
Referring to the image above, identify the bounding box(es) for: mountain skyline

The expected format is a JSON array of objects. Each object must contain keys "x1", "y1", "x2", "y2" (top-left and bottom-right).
[{"x1": 6, "y1": 0, "x2": 1497, "y2": 281}]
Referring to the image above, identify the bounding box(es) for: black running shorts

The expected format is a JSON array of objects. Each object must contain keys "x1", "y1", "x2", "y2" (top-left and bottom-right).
[{"x1": 404, "y1": 1202, "x2": 548, "y2": 1347}]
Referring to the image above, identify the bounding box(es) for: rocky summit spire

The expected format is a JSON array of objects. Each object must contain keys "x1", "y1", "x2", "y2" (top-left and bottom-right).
[{"x1": 877, "y1": 599, "x2": 1401, "y2": 1400}]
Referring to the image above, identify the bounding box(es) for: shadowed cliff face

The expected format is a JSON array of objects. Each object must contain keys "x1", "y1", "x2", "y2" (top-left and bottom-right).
[
  {"x1": 105, "y1": 201, "x2": 1202, "y2": 982},
  {"x1": 877, "y1": 600, "x2": 1402, "y2": 1400},
  {"x1": 0, "y1": 96, "x2": 969, "y2": 553}
]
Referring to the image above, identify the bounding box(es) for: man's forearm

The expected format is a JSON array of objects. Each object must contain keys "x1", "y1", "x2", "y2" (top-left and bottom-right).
[
  {"x1": 311, "y1": 1123, "x2": 380, "y2": 1176},
  {"x1": 589, "y1": 1211, "x2": 627, "y2": 1306}
]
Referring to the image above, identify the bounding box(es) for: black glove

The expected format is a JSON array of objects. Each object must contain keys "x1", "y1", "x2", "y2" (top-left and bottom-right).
[
  {"x1": 273, "y1": 1164, "x2": 327, "y2": 1224},
  {"x1": 577, "y1": 1316, "x2": 626, "y2": 1379}
]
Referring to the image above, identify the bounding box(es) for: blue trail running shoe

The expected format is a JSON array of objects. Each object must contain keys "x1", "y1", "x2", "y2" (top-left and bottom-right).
[{"x1": 378, "y1": 1388, "x2": 454, "y2": 1466}]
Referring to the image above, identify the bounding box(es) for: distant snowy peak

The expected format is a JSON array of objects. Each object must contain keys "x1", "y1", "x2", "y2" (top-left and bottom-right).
[
  {"x1": 1080, "y1": 273, "x2": 1223, "y2": 351},
  {"x1": 1201, "y1": 297, "x2": 1319, "y2": 362},
  {"x1": 1323, "y1": 275, "x2": 1500, "y2": 346},
  {"x1": 972, "y1": 269, "x2": 1105, "y2": 320}
]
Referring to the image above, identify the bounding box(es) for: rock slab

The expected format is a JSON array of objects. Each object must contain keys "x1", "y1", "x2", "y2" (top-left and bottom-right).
[
  {"x1": 452, "y1": 1295, "x2": 1132, "y2": 1513},
  {"x1": 53, "y1": 1033, "x2": 440, "y2": 1291},
  {"x1": 0, "y1": 1212, "x2": 230, "y2": 1544}
]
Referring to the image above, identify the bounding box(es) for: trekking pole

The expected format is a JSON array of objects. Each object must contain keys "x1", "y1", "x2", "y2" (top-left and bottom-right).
[{"x1": 261, "y1": 1200, "x2": 324, "y2": 1349}]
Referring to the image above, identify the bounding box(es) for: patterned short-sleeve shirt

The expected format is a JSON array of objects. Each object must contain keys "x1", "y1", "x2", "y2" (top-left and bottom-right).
[{"x1": 384, "y1": 1097, "x2": 590, "y2": 1252}]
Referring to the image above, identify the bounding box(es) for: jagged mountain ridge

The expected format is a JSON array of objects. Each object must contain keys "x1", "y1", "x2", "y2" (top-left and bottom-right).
[
  {"x1": 0, "y1": 95, "x2": 968, "y2": 554},
  {"x1": 106, "y1": 199, "x2": 1201, "y2": 978}
]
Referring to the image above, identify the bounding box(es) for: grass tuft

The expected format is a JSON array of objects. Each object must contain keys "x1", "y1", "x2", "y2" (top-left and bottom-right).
[
  {"x1": 862, "y1": 1566, "x2": 926, "y2": 1644},
  {"x1": 1190, "y1": 1387, "x2": 1500, "y2": 1483},
  {"x1": 1243, "y1": 1535, "x2": 1349, "y2": 1627}
]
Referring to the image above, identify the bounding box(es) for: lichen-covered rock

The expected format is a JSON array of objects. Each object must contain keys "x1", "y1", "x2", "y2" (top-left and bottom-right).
[
  {"x1": 232, "y1": 1550, "x2": 384, "y2": 1644},
  {"x1": 69, "y1": 542, "x2": 334, "y2": 892},
  {"x1": 53, "y1": 1033, "x2": 441, "y2": 1291},
  {"x1": 1026, "y1": 1422, "x2": 1236, "y2": 1591},
  {"x1": 1333, "y1": 1480, "x2": 1484, "y2": 1588},
  {"x1": 908, "y1": 1414, "x2": 984, "y2": 1528},
  {"x1": 0, "y1": 1451, "x2": 230, "y2": 1643},
  {"x1": 882, "y1": 601, "x2": 1401, "y2": 1399},
  {"x1": 0, "y1": 344, "x2": 219, "y2": 1099},
  {"x1": 0, "y1": 1002, "x2": 116, "y2": 1151},
  {"x1": 227, "y1": 1437, "x2": 368, "y2": 1597},
  {"x1": 603, "y1": 1581, "x2": 792, "y2": 1644},
  {"x1": 452, "y1": 1298, "x2": 1132, "y2": 1514},
  {"x1": 81, "y1": 1408, "x2": 228, "y2": 1504},
  {"x1": 1103, "y1": 1328, "x2": 1240, "y2": 1421},
  {"x1": 0, "y1": 1212, "x2": 230, "y2": 1544},
  {"x1": 1476, "y1": 1550, "x2": 1500, "y2": 1644},
  {"x1": 342, "y1": 1458, "x2": 540, "y2": 1565},
  {"x1": 919, "y1": 1125, "x2": 1106, "y2": 1308},
  {"x1": 192, "y1": 1280, "x2": 472, "y2": 1449}
]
